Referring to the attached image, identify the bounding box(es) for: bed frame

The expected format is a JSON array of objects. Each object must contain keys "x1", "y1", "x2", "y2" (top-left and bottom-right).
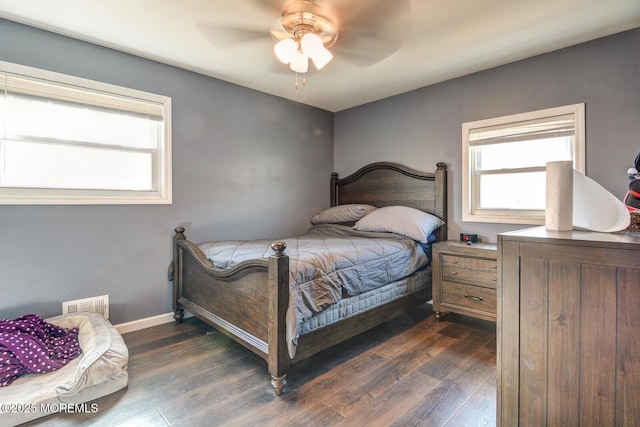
[{"x1": 170, "y1": 161, "x2": 447, "y2": 395}]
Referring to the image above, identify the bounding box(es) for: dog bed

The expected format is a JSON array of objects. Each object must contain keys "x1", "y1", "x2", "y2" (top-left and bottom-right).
[{"x1": 0, "y1": 312, "x2": 128, "y2": 426}]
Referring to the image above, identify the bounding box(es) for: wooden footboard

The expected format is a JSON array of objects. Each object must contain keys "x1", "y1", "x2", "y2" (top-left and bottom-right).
[{"x1": 171, "y1": 227, "x2": 290, "y2": 394}]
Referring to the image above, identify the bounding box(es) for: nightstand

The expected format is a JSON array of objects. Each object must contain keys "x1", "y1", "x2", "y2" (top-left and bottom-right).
[{"x1": 432, "y1": 241, "x2": 497, "y2": 322}]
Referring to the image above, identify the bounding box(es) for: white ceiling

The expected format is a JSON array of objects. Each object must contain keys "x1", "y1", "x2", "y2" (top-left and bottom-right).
[{"x1": 0, "y1": 0, "x2": 639, "y2": 112}]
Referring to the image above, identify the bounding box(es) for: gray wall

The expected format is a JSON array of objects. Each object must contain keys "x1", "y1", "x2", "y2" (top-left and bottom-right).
[
  {"x1": 335, "y1": 29, "x2": 640, "y2": 243},
  {"x1": 0, "y1": 19, "x2": 334, "y2": 323},
  {"x1": 1, "y1": 18, "x2": 637, "y2": 324}
]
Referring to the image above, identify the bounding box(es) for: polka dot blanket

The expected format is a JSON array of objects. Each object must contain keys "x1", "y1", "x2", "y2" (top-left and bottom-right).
[{"x1": 0, "y1": 314, "x2": 81, "y2": 387}]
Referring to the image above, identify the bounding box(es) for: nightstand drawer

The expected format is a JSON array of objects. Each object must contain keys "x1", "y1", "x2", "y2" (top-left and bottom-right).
[
  {"x1": 441, "y1": 255, "x2": 497, "y2": 289},
  {"x1": 441, "y1": 281, "x2": 497, "y2": 314},
  {"x1": 442, "y1": 254, "x2": 496, "y2": 271},
  {"x1": 432, "y1": 241, "x2": 498, "y2": 322}
]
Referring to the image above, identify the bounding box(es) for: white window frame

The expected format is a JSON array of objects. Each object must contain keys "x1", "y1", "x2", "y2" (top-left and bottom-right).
[
  {"x1": 462, "y1": 104, "x2": 585, "y2": 224},
  {"x1": 0, "y1": 61, "x2": 172, "y2": 205}
]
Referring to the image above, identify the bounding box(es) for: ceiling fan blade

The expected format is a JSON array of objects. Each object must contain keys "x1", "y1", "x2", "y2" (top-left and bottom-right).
[
  {"x1": 195, "y1": 0, "x2": 289, "y2": 48},
  {"x1": 332, "y1": 33, "x2": 402, "y2": 67},
  {"x1": 242, "y1": 0, "x2": 288, "y2": 11},
  {"x1": 329, "y1": 0, "x2": 410, "y2": 29},
  {"x1": 197, "y1": 23, "x2": 269, "y2": 48},
  {"x1": 328, "y1": 0, "x2": 412, "y2": 67},
  {"x1": 270, "y1": 29, "x2": 291, "y2": 41}
]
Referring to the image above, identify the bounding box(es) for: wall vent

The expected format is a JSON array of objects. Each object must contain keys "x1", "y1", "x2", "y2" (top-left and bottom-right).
[{"x1": 62, "y1": 295, "x2": 109, "y2": 319}]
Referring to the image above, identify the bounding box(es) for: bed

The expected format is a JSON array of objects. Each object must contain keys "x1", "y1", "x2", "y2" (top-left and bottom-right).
[{"x1": 169, "y1": 161, "x2": 447, "y2": 395}]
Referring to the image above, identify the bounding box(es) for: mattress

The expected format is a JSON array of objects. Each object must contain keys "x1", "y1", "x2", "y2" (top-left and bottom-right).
[
  {"x1": 299, "y1": 269, "x2": 431, "y2": 335},
  {"x1": 0, "y1": 312, "x2": 128, "y2": 426},
  {"x1": 198, "y1": 224, "x2": 430, "y2": 358}
]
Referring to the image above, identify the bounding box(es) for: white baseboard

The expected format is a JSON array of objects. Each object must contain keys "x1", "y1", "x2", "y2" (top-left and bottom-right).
[{"x1": 114, "y1": 311, "x2": 191, "y2": 334}]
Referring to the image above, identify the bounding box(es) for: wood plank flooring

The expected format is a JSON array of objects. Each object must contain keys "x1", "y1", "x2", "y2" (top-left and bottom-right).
[{"x1": 25, "y1": 305, "x2": 496, "y2": 427}]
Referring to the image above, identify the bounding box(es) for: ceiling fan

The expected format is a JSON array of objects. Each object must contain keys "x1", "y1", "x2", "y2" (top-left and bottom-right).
[{"x1": 198, "y1": 0, "x2": 412, "y2": 85}]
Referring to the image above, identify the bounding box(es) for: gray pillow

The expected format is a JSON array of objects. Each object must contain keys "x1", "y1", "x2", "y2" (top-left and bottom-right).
[
  {"x1": 354, "y1": 205, "x2": 444, "y2": 243},
  {"x1": 310, "y1": 204, "x2": 378, "y2": 225}
]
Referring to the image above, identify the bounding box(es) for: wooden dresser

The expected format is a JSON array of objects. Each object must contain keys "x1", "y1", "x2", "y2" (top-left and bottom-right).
[
  {"x1": 432, "y1": 241, "x2": 498, "y2": 322},
  {"x1": 497, "y1": 227, "x2": 640, "y2": 426}
]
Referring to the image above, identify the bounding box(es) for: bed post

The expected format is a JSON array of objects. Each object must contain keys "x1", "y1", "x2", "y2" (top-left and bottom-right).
[
  {"x1": 330, "y1": 172, "x2": 339, "y2": 207},
  {"x1": 435, "y1": 162, "x2": 448, "y2": 241},
  {"x1": 267, "y1": 241, "x2": 290, "y2": 395},
  {"x1": 172, "y1": 227, "x2": 185, "y2": 324}
]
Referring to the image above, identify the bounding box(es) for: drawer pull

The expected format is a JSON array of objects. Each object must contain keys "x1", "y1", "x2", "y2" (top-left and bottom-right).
[
  {"x1": 491, "y1": 265, "x2": 497, "y2": 269},
  {"x1": 464, "y1": 294, "x2": 484, "y2": 301},
  {"x1": 451, "y1": 260, "x2": 458, "y2": 264},
  {"x1": 450, "y1": 271, "x2": 458, "y2": 275},
  {"x1": 492, "y1": 278, "x2": 497, "y2": 281}
]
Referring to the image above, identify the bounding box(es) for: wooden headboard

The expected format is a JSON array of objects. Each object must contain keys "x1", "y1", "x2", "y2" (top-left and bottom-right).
[{"x1": 330, "y1": 162, "x2": 448, "y2": 241}]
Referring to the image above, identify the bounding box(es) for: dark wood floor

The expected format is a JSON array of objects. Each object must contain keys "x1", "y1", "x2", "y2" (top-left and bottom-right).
[{"x1": 26, "y1": 305, "x2": 496, "y2": 427}]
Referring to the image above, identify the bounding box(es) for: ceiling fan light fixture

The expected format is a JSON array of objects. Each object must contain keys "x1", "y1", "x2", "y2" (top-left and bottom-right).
[
  {"x1": 274, "y1": 38, "x2": 298, "y2": 64},
  {"x1": 300, "y1": 32, "x2": 332, "y2": 70},
  {"x1": 273, "y1": 0, "x2": 338, "y2": 87},
  {"x1": 309, "y1": 46, "x2": 333, "y2": 70},
  {"x1": 300, "y1": 33, "x2": 322, "y2": 56},
  {"x1": 289, "y1": 51, "x2": 309, "y2": 73}
]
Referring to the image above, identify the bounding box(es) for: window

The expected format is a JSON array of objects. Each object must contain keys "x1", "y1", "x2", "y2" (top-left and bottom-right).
[
  {"x1": 0, "y1": 61, "x2": 172, "y2": 204},
  {"x1": 462, "y1": 104, "x2": 585, "y2": 224}
]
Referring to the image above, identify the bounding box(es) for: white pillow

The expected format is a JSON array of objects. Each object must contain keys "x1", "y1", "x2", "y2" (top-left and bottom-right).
[
  {"x1": 310, "y1": 204, "x2": 378, "y2": 225},
  {"x1": 353, "y1": 205, "x2": 444, "y2": 243}
]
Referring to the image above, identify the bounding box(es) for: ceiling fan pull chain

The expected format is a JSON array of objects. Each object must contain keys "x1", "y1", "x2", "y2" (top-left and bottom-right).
[{"x1": 294, "y1": 72, "x2": 307, "y2": 89}]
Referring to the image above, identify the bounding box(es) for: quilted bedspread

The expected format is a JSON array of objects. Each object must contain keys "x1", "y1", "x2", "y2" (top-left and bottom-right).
[{"x1": 198, "y1": 224, "x2": 429, "y2": 358}]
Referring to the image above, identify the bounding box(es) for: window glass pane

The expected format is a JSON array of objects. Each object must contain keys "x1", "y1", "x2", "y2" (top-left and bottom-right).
[
  {"x1": 479, "y1": 171, "x2": 546, "y2": 210},
  {"x1": 1, "y1": 139, "x2": 153, "y2": 191},
  {"x1": 463, "y1": 104, "x2": 584, "y2": 224},
  {"x1": 6, "y1": 96, "x2": 159, "y2": 150},
  {"x1": 0, "y1": 61, "x2": 171, "y2": 204},
  {"x1": 475, "y1": 136, "x2": 574, "y2": 171}
]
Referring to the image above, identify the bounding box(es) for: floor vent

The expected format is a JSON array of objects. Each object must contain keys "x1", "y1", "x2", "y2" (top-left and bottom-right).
[{"x1": 63, "y1": 295, "x2": 109, "y2": 319}]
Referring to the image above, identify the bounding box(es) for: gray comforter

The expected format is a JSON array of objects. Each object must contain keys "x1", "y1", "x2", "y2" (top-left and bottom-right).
[{"x1": 198, "y1": 224, "x2": 429, "y2": 358}]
